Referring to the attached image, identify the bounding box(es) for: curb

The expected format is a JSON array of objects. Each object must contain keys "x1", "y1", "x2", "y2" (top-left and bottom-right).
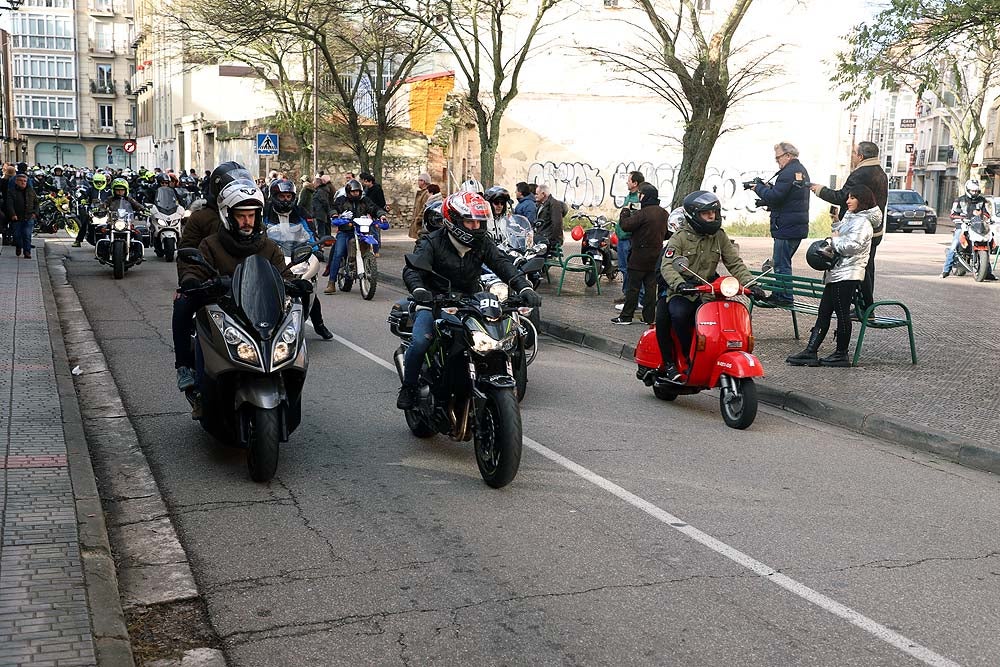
[
  {"x1": 38, "y1": 244, "x2": 135, "y2": 667},
  {"x1": 378, "y1": 268, "x2": 999, "y2": 477}
]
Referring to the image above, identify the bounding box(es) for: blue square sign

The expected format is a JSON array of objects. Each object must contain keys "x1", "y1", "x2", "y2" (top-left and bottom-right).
[{"x1": 256, "y1": 133, "x2": 279, "y2": 156}]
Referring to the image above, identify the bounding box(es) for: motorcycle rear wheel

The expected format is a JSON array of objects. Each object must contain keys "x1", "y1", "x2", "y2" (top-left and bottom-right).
[
  {"x1": 975, "y1": 249, "x2": 990, "y2": 282},
  {"x1": 719, "y1": 376, "x2": 758, "y2": 430},
  {"x1": 474, "y1": 388, "x2": 522, "y2": 488},
  {"x1": 360, "y1": 252, "x2": 377, "y2": 300},
  {"x1": 246, "y1": 406, "x2": 280, "y2": 483},
  {"x1": 337, "y1": 268, "x2": 354, "y2": 292}
]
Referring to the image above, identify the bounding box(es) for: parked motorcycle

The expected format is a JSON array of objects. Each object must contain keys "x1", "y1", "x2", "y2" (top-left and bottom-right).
[
  {"x1": 570, "y1": 205, "x2": 618, "y2": 285},
  {"x1": 950, "y1": 215, "x2": 996, "y2": 281},
  {"x1": 37, "y1": 191, "x2": 77, "y2": 236},
  {"x1": 93, "y1": 205, "x2": 144, "y2": 279},
  {"x1": 333, "y1": 213, "x2": 389, "y2": 300},
  {"x1": 149, "y1": 187, "x2": 187, "y2": 262},
  {"x1": 633, "y1": 258, "x2": 772, "y2": 430},
  {"x1": 177, "y1": 245, "x2": 314, "y2": 482},
  {"x1": 388, "y1": 253, "x2": 527, "y2": 488}
]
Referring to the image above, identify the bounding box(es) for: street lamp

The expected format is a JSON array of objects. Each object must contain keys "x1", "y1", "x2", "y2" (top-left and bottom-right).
[
  {"x1": 123, "y1": 119, "x2": 135, "y2": 170},
  {"x1": 51, "y1": 122, "x2": 61, "y2": 165}
]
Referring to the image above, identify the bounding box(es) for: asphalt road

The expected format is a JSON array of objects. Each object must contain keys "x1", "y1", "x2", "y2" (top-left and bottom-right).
[{"x1": 55, "y1": 236, "x2": 1000, "y2": 667}]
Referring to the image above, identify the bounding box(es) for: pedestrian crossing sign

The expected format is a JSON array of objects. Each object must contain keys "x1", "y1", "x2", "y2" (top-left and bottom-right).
[{"x1": 256, "y1": 133, "x2": 279, "y2": 156}]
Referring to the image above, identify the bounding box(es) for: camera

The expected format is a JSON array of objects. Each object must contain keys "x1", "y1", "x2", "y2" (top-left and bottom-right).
[
  {"x1": 754, "y1": 199, "x2": 769, "y2": 210},
  {"x1": 742, "y1": 176, "x2": 763, "y2": 191}
]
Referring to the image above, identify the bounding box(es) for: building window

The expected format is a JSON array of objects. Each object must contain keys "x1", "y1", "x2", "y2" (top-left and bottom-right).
[
  {"x1": 14, "y1": 94, "x2": 76, "y2": 131},
  {"x1": 697, "y1": 0, "x2": 711, "y2": 9},
  {"x1": 91, "y1": 20, "x2": 113, "y2": 52},
  {"x1": 12, "y1": 54, "x2": 75, "y2": 91},
  {"x1": 11, "y1": 14, "x2": 75, "y2": 50},
  {"x1": 96, "y1": 63, "x2": 113, "y2": 93},
  {"x1": 24, "y1": 0, "x2": 72, "y2": 8},
  {"x1": 99, "y1": 104, "x2": 114, "y2": 128}
]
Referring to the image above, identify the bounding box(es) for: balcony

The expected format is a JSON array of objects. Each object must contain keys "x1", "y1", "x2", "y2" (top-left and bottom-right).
[
  {"x1": 916, "y1": 149, "x2": 927, "y2": 168},
  {"x1": 929, "y1": 144, "x2": 957, "y2": 164},
  {"x1": 90, "y1": 78, "x2": 116, "y2": 96},
  {"x1": 130, "y1": 70, "x2": 152, "y2": 94},
  {"x1": 123, "y1": 78, "x2": 137, "y2": 97},
  {"x1": 88, "y1": 0, "x2": 113, "y2": 14},
  {"x1": 88, "y1": 119, "x2": 126, "y2": 136}
]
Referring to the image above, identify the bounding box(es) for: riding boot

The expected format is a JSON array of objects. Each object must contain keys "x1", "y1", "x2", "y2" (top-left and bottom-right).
[
  {"x1": 785, "y1": 327, "x2": 826, "y2": 366},
  {"x1": 818, "y1": 349, "x2": 851, "y2": 367}
]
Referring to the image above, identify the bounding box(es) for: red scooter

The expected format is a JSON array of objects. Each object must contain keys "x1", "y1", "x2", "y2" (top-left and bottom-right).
[{"x1": 634, "y1": 257, "x2": 772, "y2": 429}]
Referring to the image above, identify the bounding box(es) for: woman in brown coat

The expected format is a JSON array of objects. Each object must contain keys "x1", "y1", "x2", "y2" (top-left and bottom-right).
[{"x1": 612, "y1": 183, "x2": 668, "y2": 325}]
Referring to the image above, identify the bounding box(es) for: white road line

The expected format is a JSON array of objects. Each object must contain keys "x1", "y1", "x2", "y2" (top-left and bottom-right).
[{"x1": 331, "y1": 331, "x2": 961, "y2": 667}]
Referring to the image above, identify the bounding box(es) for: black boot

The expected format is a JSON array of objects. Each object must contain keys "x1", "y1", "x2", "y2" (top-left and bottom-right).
[
  {"x1": 396, "y1": 385, "x2": 418, "y2": 410},
  {"x1": 818, "y1": 350, "x2": 851, "y2": 367},
  {"x1": 313, "y1": 321, "x2": 333, "y2": 340},
  {"x1": 785, "y1": 327, "x2": 826, "y2": 366}
]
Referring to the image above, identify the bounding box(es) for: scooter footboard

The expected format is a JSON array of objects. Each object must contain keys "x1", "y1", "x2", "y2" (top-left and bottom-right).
[{"x1": 708, "y1": 351, "x2": 764, "y2": 387}]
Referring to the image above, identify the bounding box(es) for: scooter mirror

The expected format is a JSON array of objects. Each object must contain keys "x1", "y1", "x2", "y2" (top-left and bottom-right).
[
  {"x1": 318, "y1": 234, "x2": 336, "y2": 247},
  {"x1": 290, "y1": 245, "x2": 313, "y2": 266},
  {"x1": 672, "y1": 256, "x2": 690, "y2": 273},
  {"x1": 761, "y1": 259, "x2": 774, "y2": 272}
]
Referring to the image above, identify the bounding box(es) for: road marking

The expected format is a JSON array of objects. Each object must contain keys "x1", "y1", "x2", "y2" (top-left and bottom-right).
[{"x1": 331, "y1": 330, "x2": 961, "y2": 667}]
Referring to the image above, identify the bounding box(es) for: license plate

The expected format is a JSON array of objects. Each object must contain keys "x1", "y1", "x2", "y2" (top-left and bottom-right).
[{"x1": 907, "y1": 220, "x2": 923, "y2": 226}]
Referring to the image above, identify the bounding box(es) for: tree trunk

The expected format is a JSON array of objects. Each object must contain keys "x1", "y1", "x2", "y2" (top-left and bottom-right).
[
  {"x1": 670, "y1": 99, "x2": 727, "y2": 208},
  {"x1": 295, "y1": 131, "x2": 311, "y2": 177}
]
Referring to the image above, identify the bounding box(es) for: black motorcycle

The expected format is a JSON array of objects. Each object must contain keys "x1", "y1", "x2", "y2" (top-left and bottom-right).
[
  {"x1": 178, "y1": 244, "x2": 316, "y2": 482},
  {"x1": 388, "y1": 253, "x2": 526, "y2": 488},
  {"x1": 570, "y1": 205, "x2": 618, "y2": 285}
]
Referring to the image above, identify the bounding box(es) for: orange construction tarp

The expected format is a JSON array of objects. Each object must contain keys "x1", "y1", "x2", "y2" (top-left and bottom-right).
[{"x1": 408, "y1": 72, "x2": 455, "y2": 136}]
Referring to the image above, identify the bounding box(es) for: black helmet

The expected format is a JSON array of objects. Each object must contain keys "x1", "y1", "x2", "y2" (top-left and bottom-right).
[
  {"x1": 483, "y1": 185, "x2": 511, "y2": 208},
  {"x1": 156, "y1": 173, "x2": 170, "y2": 186},
  {"x1": 682, "y1": 190, "x2": 722, "y2": 235},
  {"x1": 422, "y1": 199, "x2": 444, "y2": 234},
  {"x1": 270, "y1": 178, "x2": 297, "y2": 214},
  {"x1": 806, "y1": 238, "x2": 839, "y2": 271},
  {"x1": 207, "y1": 161, "x2": 253, "y2": 210},
  {"x1": 345, "y1": 178, "x2": 363, "y2": 200}
]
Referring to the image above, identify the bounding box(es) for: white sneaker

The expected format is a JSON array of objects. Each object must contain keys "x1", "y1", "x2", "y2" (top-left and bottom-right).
[{"x1": 614, "y1": 303, "x2": 624, "y2": 311}]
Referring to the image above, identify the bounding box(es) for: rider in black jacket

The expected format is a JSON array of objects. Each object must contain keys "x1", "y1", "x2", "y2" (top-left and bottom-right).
[
  {"x1": 323, "y1": 178, "x2": 388, "y2": 293},
  {"x1": 397, "y1": 192, "x2": 542, "y2": 409}
]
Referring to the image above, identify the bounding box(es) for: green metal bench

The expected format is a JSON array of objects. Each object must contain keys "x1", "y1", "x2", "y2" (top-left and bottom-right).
[
  {"x1": 556, "y1": 253, "x2": 601, "y2": 296},
  {"x1": 542, "y1": 245, "x2": 564, "y2": 283},
  {"x1": 748, "y1": 270, "x2": 917, "y2": 366}
]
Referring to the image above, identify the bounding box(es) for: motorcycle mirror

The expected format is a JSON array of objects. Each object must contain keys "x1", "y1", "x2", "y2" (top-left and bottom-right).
[
  {"x1": 672, "y1": 256, "x2": 690, "y2": 273},
  {"x1": 760, "y1": 259, "x2": 774, "y2": 272},
  {"x1": 318, "y1": 235, "x2": 336, "y2": 247},
  {"x1": 290, "y1": 245, "x2": 314, "y2": 266}
]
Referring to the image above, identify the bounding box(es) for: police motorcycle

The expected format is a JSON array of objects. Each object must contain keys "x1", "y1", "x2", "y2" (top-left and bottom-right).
[
  {"x1": 388, "y1": 253, "x2": 529, "y2": 488},
  {"x1": 950, "y1": 215, "x2": 996, "y2": 282},
  {"x1": 149, "y1": 187, "x2": 187, "y2": 262},
  {"x1": 332, "y1": 211, "x2": 390, "y2": 300},
  {"x1": 93, "y1": 204, "x2": 145, "y2": 279},
  {"x1": 177, "y1": 243, "x2": 316, "y2": 483},
  {"x1": 569, "y1": 205, "x2": 618, "y2": 285}
]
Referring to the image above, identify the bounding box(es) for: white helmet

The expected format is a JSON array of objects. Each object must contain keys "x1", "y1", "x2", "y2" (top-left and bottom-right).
[
  {"x1": 966, "y1": 179, "x2": 981, "y2": 197},
  {"x1": 459, "y1": 178, "x2": 483, "y2": 195},
  {"x1": 218, "y1": 179, "x2": 264, "y2": 244},
  {"x1": 667, "y1": 207, "x2": 685, "y2": 235}
]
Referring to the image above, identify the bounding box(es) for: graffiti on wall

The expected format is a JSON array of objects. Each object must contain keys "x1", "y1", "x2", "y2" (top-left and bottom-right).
[
  {"x1": 526, "y1": 161, "x2": 606, "y2": 207},
  {"x1": 528, "y1": 158, "x2": 773, "y2": 214}
]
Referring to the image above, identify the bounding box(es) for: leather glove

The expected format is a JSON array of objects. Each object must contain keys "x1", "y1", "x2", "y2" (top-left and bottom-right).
[
  {"x1": 180, "y1": 278, "x2": 201, "y2": 291},
  {"x1": 749, "y1": 286, "x2": 766, "y2": 300},
  {"x1": 292, "y1": 278, "x2": 314, "y2": 294},
  {"x1": 676, "y1": 281, "x2": 699, "y2": 292},
  {"x1": 411, "y1": 287, "x2": 433, "y2": 305},
  {"x1": 211, "y1": 275, "x2": 232, "y2": 292},
  {"x1": 519, "y1": 287, "x2": 542, "y2": 308}
]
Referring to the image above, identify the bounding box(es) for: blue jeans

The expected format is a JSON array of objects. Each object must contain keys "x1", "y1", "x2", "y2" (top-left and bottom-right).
[
  {"x1": 402, "y1": 308, "x2": 434, "y2": 386},
  {"x1": 942, "y1": 228, "x2": 962, "y2": 273},
  {"x1": 771, "y1": 238, "x2": 802, "y2": 302},
  {"x1": 14, "y1": 218, "x2": 34, "y2": 254},
  {"x1": 617, "y1": 237, "x2": 631, "y2": 295},
  {"x1": 326, "y1": 230, "x2": 352, "y2": 278}
]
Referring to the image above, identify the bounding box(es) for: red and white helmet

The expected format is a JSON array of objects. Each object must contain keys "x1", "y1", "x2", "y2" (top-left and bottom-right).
[{"x1": 441, "y1": 191, "x2": 490, "y2": 247}]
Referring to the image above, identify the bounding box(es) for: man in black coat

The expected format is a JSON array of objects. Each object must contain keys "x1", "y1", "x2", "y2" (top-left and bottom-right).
[
  {"x1": 751, "y1": 142, "x2": 810, "y2": 305},
  {"x1": 360, "y1": 172, "x2": 386, "y2": 209},
  {"x1": 812, "y1": 141, "x2": 888, "y2": 311},
  {"x1": 612, "y1": 183, "x2": 668, "y2": 325}
]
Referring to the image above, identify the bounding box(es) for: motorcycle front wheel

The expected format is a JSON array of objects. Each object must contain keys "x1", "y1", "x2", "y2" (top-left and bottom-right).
[
  {"x1": 360, "y1": 252, "x2": 377, "y2": 300},
  {"x1": 975, "y1": 249, "x2": 990, "y2": 282},
  {"x1": 63, "y1": 217, "x2": 80, "y2": 238},
  {"x1": 584, "y1": 258, "x2": 599, "y2": 287},
  {"x1": 474, "y1": 387, "x2": 522, "y2": 488},
  {"x1": 111, "y1": 240, "x2": 125, "y2": 280},
  {"x1": 719, "y1": 376, "x2": 758, "y2": 430},
  {"x1": 163, "y1": 236, "x2": 176, "y2": 262},
  {"x1": 246, "y1": 406, "x2": 280, "y2": 483}
]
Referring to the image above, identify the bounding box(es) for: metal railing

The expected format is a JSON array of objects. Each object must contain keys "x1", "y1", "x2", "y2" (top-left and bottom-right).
[{"x1": 89, "y1": 78, "x2": 115, "y2": 95}]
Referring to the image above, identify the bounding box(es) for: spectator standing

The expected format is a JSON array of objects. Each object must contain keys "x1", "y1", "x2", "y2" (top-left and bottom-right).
[
  {"x1": 750, "y1": 142, "x2": 810, "y2": 305},
  {"x1": 409, "y1": 172, "x2": 431, "y2": 239},
  {"x1": 811, "y1": 141, "x2": 887, "y2": 311},
  {"x1": 311, "y1": 175, "x2": 334, "y2": 237},
  {"x1": 534, "y1": 184, "x2": 565, "y2": 251},
  {"x1": 6, "y1": 173, "x2": 37, "y2": 258},
  {"x1": 335, "y1": 171, "x2": 355, "y2": 199},
  {"x1": 611, "y1": 182, "x2": 668, "y2": 325},
  {"x1": 514, "y1": 182, "x2": 537, "y2": 223},
  {"x1": 614, "y1": 171, "x2": 644, "y2": 306},
  {"x1": 425, "y1": 184, "x2": 443, "y2": 206},
  {"x1": 360, "y1": 172, "x2": 386, "y2": 210},
  {"x1": 298, "y1": 175, "x2": 316, "y2": 214}
]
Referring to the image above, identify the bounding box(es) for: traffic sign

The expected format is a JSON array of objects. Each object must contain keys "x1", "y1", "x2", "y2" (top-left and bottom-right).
[
  {"x1": 256, "y1": 133, "x2": 279, "y2": 156},
  {"x1": 123, "y1": 141, "x2": 136, "y2": 154},
  {"x1": 106, "y1": 145, "x2": 113, "y2": 155}
]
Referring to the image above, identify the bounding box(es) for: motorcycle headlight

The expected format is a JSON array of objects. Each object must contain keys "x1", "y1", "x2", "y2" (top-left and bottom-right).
[
  {"x1": 720, "y1": 276, "x2": 741, "y2": 298},
  {"x1": 488, "y1": 282, "x2": 509, "y2": 303},
  {"x1": 183, "y1": 210, "x2": 191, "y2": 218},
  {"x1": 471, "y1": 330, "x2": 502, "y2": 353},
  {"x1": 113, "y1": 220, "x2": 127, "y2": 231}
]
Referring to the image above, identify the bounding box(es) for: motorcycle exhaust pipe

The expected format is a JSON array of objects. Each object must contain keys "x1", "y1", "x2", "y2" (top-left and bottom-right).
[{"x1": 392, "y1": 348, "x2": 405, "y2": 382}]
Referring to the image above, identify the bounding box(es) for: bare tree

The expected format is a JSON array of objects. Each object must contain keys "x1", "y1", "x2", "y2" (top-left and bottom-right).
[{"x1": 378, "y1": 0, "x2": 566, "y2": 185}]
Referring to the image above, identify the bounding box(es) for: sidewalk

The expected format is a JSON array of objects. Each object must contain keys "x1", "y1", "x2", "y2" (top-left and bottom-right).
[
  {"x1": 372, "y1": 229, "x2": 1000, "y2": 473},
  {"x1": 0, "y1": 249, "x2": 130, "y2": 667}
]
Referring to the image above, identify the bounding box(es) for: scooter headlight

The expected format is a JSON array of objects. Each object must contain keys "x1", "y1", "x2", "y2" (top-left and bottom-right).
[
  {"x1": 221, "y1": 323, "x2": 261, "y2": 367},
  {"x1": 488, "y1": 282, "x2": 509, "y2": 303},
  {"x1": 273, "y1": 341, "x2": 291, "y2": 364},
  {"x1": 236, "y1": 343, "x2": 258, "y2": 363},
  {"x1": 471, "y1": 331, "x2": 502, "y2": 353},
  {"x1": 720, "y1": 276, "x2": 741, "y2": 298},
  {"x1": 272, "y1": 312, "x2": 301, "y2": 366}
]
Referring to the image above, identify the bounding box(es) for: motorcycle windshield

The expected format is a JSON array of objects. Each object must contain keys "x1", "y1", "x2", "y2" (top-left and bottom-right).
[
  {"x1": 266, "y1": 221, "x2": 313, "y2": 255},
  {"x1": 503, "y1": 215, "x2": 533, "y2": 250},
  {"x1": 969, "y1": 217, "x2": 990, "y2": 235},
  {"x1": 232, "y1": 255, "x2": 285, "y2": 341},
  {"x1": 113, "y1": 207, "x2": 134, "y2": 226},
  {"x1": 155, "y1": 188, "x2": 179, "y2": 214}
]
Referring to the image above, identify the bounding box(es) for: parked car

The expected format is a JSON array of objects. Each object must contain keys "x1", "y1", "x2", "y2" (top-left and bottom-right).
[{"x1": 885, "y1": 189, "x2": 937, "y2": 233}]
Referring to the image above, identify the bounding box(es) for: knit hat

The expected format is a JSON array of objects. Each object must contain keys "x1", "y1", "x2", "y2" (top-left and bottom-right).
[
  {"x1": 418, "y1": 172, "x2": 431, "y2": 183},
  {"x1": 321, "y1": 175, "x2": 331, "y2": 184}
]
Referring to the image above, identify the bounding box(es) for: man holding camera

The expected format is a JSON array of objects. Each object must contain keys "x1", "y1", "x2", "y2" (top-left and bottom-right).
[{"x1": 746, "y1": 142, "x2": 810, "y2": 305}]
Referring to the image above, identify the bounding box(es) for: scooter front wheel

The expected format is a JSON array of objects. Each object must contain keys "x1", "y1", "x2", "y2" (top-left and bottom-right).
[
  {"x1": 719, "y1": 376, "x2": 758, "y2": 430},
  {"x1": 246, "y1": 406, "x2": 280, "y2": 482}
]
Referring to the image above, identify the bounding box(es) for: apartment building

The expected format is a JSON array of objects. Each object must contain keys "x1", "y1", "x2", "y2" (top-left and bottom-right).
[{"x1": 12, "y1": 0, "x2": 136, "y2": 168}]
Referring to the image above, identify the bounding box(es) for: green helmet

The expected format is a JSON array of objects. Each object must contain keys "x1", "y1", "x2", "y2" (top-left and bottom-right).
[
  {"x1": 111, "y1": 178, "x2": 129, "y2": 195},
  {"x1": 92, "y1": 173, "x2": 107, "y2": 190}
]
